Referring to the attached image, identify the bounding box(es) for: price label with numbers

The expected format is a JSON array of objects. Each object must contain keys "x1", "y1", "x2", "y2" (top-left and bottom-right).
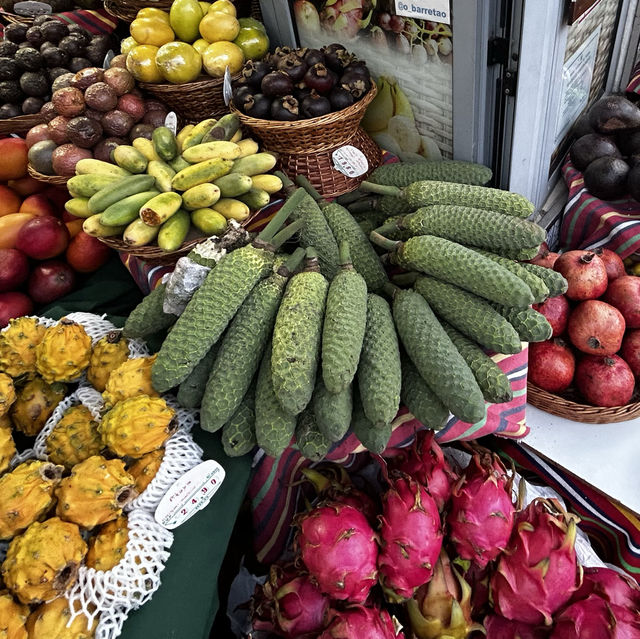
[
  {"x1": 332, "y1": 145, "x2": 369, "y2": 178},
  {"x1": 164, "y1": 111, "x2": 178, "y2": 135},
  {"x1": 154, "y1": 460, "x2": 225, "y2": 529}
]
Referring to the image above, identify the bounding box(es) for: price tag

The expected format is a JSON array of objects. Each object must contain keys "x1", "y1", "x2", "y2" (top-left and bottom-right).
[
  {"x1": 154, "y1": 460, "x2": 225, "y2": 530},
  {"x1": 103, "y1": 50, "x2": 115, "y2": 70},
  {"x1": 223, "y1": 67, "x2": 233, "y2": 106},
  {"x1": 332, "y1": 145, "x2": 369, "y2": 178},
  {"x1": 164, "y1": 111, "x2": 178, "y2": 135}
]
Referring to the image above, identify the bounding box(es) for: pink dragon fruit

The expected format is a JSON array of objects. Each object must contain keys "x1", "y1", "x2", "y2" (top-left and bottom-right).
[
  {"x1": 390, "y1": 430, "x2": 457, "y2": 511},
  {"x1": 483, "y1": 614, "x2": 550, "y2": 639},
  {"x1": 377, "y1": 471, "x2": 443, "y2": 602},
  {"x1": 273, "y1": 573, "x2": 330, "y2": 637},
  {"x1": 446, "y1": 450, "x2": 516, "y2": 568},
  {"x1": 407, "y1": 549, "x2": 484, "y2": 639},
  {"x1": 574, "y1": 567, "x2": 640, "y2": 610},
  {"x1": 317, "y1": 604, "x2": 405, "y2": 638},
  {"x1": 295, "y1": 502, "x2": 379, "y2": 603},
  {"x1": 490, "y1": 498, "x2": 583, "y2": 626},
  {"x1": 319, "y1": 0, "x2": 374, "y2": 39}
]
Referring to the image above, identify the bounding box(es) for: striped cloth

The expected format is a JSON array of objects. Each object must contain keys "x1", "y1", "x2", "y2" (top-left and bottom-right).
[{"x1": 626, "y1": 58, "x2": 640, "y2": 97}]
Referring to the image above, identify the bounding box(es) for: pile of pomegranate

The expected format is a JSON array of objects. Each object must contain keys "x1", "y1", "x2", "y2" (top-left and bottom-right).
[{"x1": 529, "y1": 246, "x2": 639, "y2": 408}]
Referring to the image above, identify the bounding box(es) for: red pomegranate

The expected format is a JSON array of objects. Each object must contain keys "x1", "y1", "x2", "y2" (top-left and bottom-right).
[
  {"x1": 567, "y1": 300, "x2": 626, "y2": 355},
  {"x1": 592, "y1": 248, "x2": 626, "y2": 281},
  {"x1": 603, "y1": 275, "x2": 640, "y2": 328},
  {"x1": 553, "y1": 250, "x2": 608, "y2": 300},
  {"x1": 532, "y1": 295, "x2": 570, "y2": 337},
  {"x1": 528, "y1": 243, "x2": 560, "y2": 269},
  {"x1": 620, "y1": 330, "x2": 640, "y2": 378},
  {"x1": 575, "y1": 355, "x2": 635, "y2": 407},
  {"x1": 528, "y1": 339, "x2": 576, "y2": 393}
]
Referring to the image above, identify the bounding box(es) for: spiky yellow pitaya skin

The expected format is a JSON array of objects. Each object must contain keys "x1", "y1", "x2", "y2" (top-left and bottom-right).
[
  {"x1": 0, "y1": 590, "x2": 29, "y2": 639},
  {"x1": 0, "y1": 373, "x2": 15, "y2": 418},
  {"x1": 1, "y1": 517, "x2": 87, "y2": 604},
  {"x1": 126, "y1": 448, "x2": 164, "y2": 494},
  {"x1": 85, "y1": 515, "x2": 129, "y2": 571},
  {"x1": 25, "y1": 594, "x2": 98, "y2": 638},
  {"x1": 87, "y1": 331, "x2": 129, "y2": 393},
  {"x1": 35, "y1": 320, "x2": 92, "y2": 384},
  {"x1": 45, "y1": 405, "x2": 102, "y2": 469},
  {"x1": 102, "y1": 355, "x2": 159, "y2": 409},
  {"x1": 100, "y1": 395, "x2": 176, "y2": 458},
  {"x1": 0, "y1": 318, "x2": 46, "y2": 379},
  {"x1": 55, "y1": 455, "x2": 137, "y2": 529},
  {"x1": 0, "y1": 460, "x2": 64, "y2": 540},
  {"x1": 10, "y1": 376, "x2": 66, "y2": 437},
  {"x1": 0, "y1": 415, "x2": 16, "y2": 475}
]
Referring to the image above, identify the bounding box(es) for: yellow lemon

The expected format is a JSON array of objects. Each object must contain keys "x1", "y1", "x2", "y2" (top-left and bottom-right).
[
  {"x1": 126, "y1": 45, "x2": 163, "y2": 83},
  {"x1": 202, "y1": 41, "x2": 244, "y2": 77},
  {"x1": 120, "y1": 36, "x2": 138, "y2": 56},
  {"x1": 130, "y1": 17, "x2": 175, "y2": 47},
  {"x1": 156, "y1": 42, "x2": 202, "y2": 84},
  {"x1": 199, "y1": 1, "x2": 212, "y2": 13},
  {"x1": 192, "y1": 38, "x2": 210, "y2": 55},
  {"x1": 136, "y1": 7, "x2": 170, "y2": 22},
  {"x1": 209, "y1": 0, "x2": 236, "y2": 15},
  {"x1": 198, "y1": 12, "x2": 240, "y2": 42}
]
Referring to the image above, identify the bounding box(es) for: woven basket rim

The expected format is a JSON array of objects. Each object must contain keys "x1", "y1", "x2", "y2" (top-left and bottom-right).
[
  {"x1": 0, "y1": 112, "x2": 45, "y2": 134},
  {"x1": 27, "y1": 164, "x2": 69, "y2": 185},
  {"x1": 527, "y1": 382, "x2": 640, "y2": 424},
  {"x1": 139, "y1": 74, "x2": 227, "y2": 92}
]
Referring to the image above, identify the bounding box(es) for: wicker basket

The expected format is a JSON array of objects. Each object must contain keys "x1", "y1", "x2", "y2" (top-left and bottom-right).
[
  {"x1": 0, "y1": 112, "x2": 45, "y2": 136},
  {"x1": 139, "y1": 74, "x2": 240, "y2": 124},
  {"x1": 27, "y1": 164, "x2": 69, "y2": 187},
  {"x1": 527, "y1": 383, "x2": 640, "y2": 424},
  {"x1": 104, "y1": 0, "x2": 172, "y2": 22},
  {"x1": 0, "y1": 10, "x2": 34, "y2": 26},
  {"x1": 230, "y1": 84, "x2": 377, "y2": 154}
]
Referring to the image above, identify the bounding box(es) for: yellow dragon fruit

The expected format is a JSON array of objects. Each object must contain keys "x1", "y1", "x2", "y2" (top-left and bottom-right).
[
  {"x1": 26, "y1": 595, "x2": 98, "y2": 638},
  {"x1": 0, "y1": 317, "x2": 46, "y2": 378},
  {"x1": 35, "y1": 320, "x2": 92, "y2": 384},
  {"x1": 0, "y1": 460, "x2": 64, "y2": 540},
  {"x1": 126, "y1": 448, "x2": 164, "y2": 493},
  {"x1": 1, "y1": 517, "x2": 87, "y2": 604},
  {"x1": 100, "y1": 395, "x2": 176, "y2": 458},
  {"x1": 102, "y1": 355, "x2": 158, "y2": 409},
  {"x1": 0, "y1": 414, "x2": 16, "y2": 475},
  {"x1": 85, "y1": 515, "x2": 129, "y2": 571},
  {"x1": 0, "y1": 590, "x2": 29, "y2": 639},
  {"x1": 45, "y1": 405, "x2": 102, "y2": 468},
  {"x1": 0, "y1": 373, "x2": 16, "y2": 418},
  {"x1": 10, "y1": 376, "x2": 66, "y2": 437},
  {"x1": 87, "y1": 331, "x2": 129, "y2": 393}
]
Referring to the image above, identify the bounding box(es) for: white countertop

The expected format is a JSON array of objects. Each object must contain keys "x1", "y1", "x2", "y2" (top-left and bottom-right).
[{"x1": 522, "y1": 405, "x2": 640, "y2": 514}]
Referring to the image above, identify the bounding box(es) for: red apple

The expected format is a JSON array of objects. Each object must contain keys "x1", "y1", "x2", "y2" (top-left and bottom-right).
[
  {"x1": 532, "y1": 295, "x2": 570, "y2": 337},
  {"x1": 19, "y1": 194, "x2": 56, "y2": 217},
  {"x1": 592, "y1": 248, "x2": 626, "y2": 281},
  {"x1": 603, "y1": 275, "x2": 640, "y2": 328},
  {"x1": 0, "y1": 291, "x2": 33, "y2": 327},
  {"x1": 621, "y1": 329, "x2": 640, "y2": 378},
  {"x1": 27, "y1": 260, "x2": 76, "y2": 305},
  {"x1": 15, "y1": 216, "x2": 69, "y2": 260},
  {"x1": 0, "y1": 248, "x2": 29, "y2": 292},
  {"x1": 65, "y1": 231, "x2": 112, "y2": 273},
  {"x1": 528, "y1": 339, "x2": 576, "y2": 393}
]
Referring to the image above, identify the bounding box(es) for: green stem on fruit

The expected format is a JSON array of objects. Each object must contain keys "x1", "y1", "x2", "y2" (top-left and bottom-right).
[
  {"x1": 358, "y1": 181, "x2": 403, "y2": 197},
  {"x1": 257, "y1": 187, "x2": 306, "y2": 244},
  {"x1": 369, "y1": 231, "x2": 401, "y2": 252}
]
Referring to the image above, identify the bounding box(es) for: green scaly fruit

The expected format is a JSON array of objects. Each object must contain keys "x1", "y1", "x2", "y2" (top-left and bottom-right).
[
  {"x1": 221, "y1": 392, "x2": 256, "y2": 458},
  {"x1": 492, "y1": 304, "x2": 553, "y2": 343},
  {"x1": 357, "y1": 293, "x2": 401, "y2": 428},
  {"x1": 122, "y1": 283, "x2": 176, "y2": 339},
  {"x1": 352, "y1": 389, "x2": 392, "y2": 454},
  {"x1": 312, "y1": 379, "x2": 352, "y2": 443},
  {"x1": 368, "y1": 161, "x2": 493, "y2": 187},
  {"x1": 295, "y1": 408, "x2": 332, "y2": 462},
  {"x1": 413, "y1": 276, "x2": 522, "y2": 354},
  {"x1": 392, "y1": 287, "x2": 486, "y2": 424},
  {"x1": 518, "y1": 262, "x2": 569, "y2": 297},
  {"x1": 176, "y1": 342, "x2": 219, "y2": 409},
  {"x1": 441, "y1": 322, "x2": 513, "y2": 404},
  {"x1": 400, "y1": 356, "x2": 449, "y2": 429}
]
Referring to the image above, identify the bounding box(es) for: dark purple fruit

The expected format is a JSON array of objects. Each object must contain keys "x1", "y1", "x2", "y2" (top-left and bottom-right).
[
  {"x1": 67, "y1": 28, "x2": 91, "y2": 48},
  {"x1": 303, "y1": 48, "x2": 324, "y2": 67},
  {"x1": 0, "y1": 81, "x2": 24, "y2": 104},
  {"x1": 0, "y1": 59, "x2": 20, "y2": 82},
  {"x1": 0, "y1": 103, "x2": 21, "y2": 119},
  {"x1": 300, "y1": 92, "x2": 331, "y2": 119},
  {"x1": 20, "y1": 71, "x2": 49, "y2": 98},
  {"x1": 261, "y1": 70, "x2": 294, "y2": 98},
  {"x1": 67, "y1": 115, "x2": 103, "y2": 148},
  {"x1": 570, "y1": 134, "x2": 620, "y2": 171},
  {"x1": 241, "y1": 59, "x2": 271, "y2": 88},
  {"x1": 59, "y1": 36, "x2": 83, "y2": 58},
  {"x1": 329, "y1": 87, "x2": 354, "y2": 111},
  {"x1": 40, "y1": 101, "x2": 56, "y2": 122},
  {"x1": 321, "y1": 43, "x2": 351, "y2": 72},
  {"x1": 41, "y1": 47, "x2": 70, "y2": 69},
  {"x1": 33, "y1": 15, "x2": 55, "y2": 26},
  {"x1": 244, "y1": 93, "x2": 271, "y2": 119},
  {"x1": 4, "y1": 24, "x2": 28, "y2": 45},
  {"x1": 232, "y1": 85, "x2": 254, "y2": 110},
  {"x1": 69, "y1": 58, "x2": 92, "y2": 73},
  {"x1": 268, "y1": 46, "x2": 293, "y2": 67},
  {"x1": 293, "y1": 82, "x2": 312, "y2": 102},
  {"x1": 340, "y1": 71, "x2": 371, "y2": 99},
  {"x1": 25, "y1": 26, "x2": 46, "y2": 48},
  {"x1": 277, "y1": 53, "x2": 308, "y2": 83},
  {"x1": 0, "y1": 42, "x2": 19, "y2": 57},
  {"x1": 342, "y1": 60, "x2": 370, "y2": 80},
  {"x1": 303, "y1": 63, "x2": 335, "y2": 94},
  {"x1": 22, "y1": 96, "x2": 44, "y2": 114},
  {"x1": 271, "y1": 95, "x2": 299, "y2": 121},
  {"x1": 51, "y1": 72, "x2": 75, "y2": 92},
  {"x1": 41, "y1": 21, "x2": 69, "y2": 45},
  {"x1": 15, "y1": 48, "x2": 43, "y2": 71}
]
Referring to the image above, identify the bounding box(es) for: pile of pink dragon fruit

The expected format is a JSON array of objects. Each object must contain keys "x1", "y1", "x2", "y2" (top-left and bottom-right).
[{"x1": 246, "y1": 431, "x2": 640, "y2": 638}]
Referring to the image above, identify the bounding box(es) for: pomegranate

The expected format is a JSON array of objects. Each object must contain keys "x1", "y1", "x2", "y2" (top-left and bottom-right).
[
  {"x1": 553, "y1": 250, "x2": 608, "y2": 300},
  {"x1": 532, "y1": 295, "x2": 570, "y2": 337},
  {"x1": 528, "y1": 243, "x2": 560, "y2": 269},
  {"x1": 0, "y1": 248, "x2": 29, "y2": 292},
  {"x1": 528, "y1": 339, "x2": 576, "y2": 393},
  {"x1": 567, "y1": 300, "x2": 625, "y2": 355},
  {"x1": 592, "y1": 247, "x2": 626, "y2": 281},
  {"x1": 0, "y1": 291, "x2": 33, "y2": 327},
  {"x1": 603, "y1": 275, "x2": 640, "y2": 328},
  {"x1": 620, "y1": 330, "x2": 640, "y2": 378},
  {"x1": 15, "y1": 216, "x2": 69, "y2": 260},
  {"x1": 575, "y1": 355, "x2": 635, "y2": 407},
  {"x1": 27, "y1": 260, "x2": 76, "y2": 305}
]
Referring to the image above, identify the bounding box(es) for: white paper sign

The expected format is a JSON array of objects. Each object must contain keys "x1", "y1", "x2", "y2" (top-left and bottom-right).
[
  {"x1": 164, "y1": 111, "x2": 178, "y2": 135},
  {"x1": 332, "y1": 145, "x2": 369, "y2": 178},
  {"x1": 394, "y1": 0, "x2": 450, "y2": 24},
  {"x1": 154, "y1": 460, "x2": 225, "y2": 529}
]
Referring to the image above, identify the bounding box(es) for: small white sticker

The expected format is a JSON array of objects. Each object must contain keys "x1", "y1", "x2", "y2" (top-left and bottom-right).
[
  {"x1": 103, "y1": 49, "x2": 115, "y2": 70},
  {"x1": 223, "y1": 67, "x2": 233, "y2": 106},
  {"x1": 394, "y1": 0, "x2": 450, "y2": 24},
  {"x1": 154, "y1": 460, "x2": 225, "y2": 529},
  {"x1": 164, "y1": 111, "x2": 178, "y2": 135},
  {"x1": 332, "y1": 145, "x2": 369, "y2": 178}
]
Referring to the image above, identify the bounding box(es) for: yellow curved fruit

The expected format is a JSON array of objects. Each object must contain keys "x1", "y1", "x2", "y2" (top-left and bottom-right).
[
  {"x1": 169, "y1": 0, "x2": 203, "y2": 43},
  {"x1": 136, "y1": 6, "x2": 170, "y2": 22},
  {"x1": 0, "y1": 590, "x2": 29, "y2": 639},
  {"x1": 156, "y1": 41, "x2": 202, "y2": 84},
  {"x1": 192, "y1": 37, "x2": 210, "y2": 55},
  {"x1": 102, "y1": 355, "x2": 159, "y2": 409},
  {"x1": 35, "y1": 319, "x2": 92, "y2": 384},
  {"x1": 25, "y1": 596, "x2": 97, "y2": 639},
  {"x1": 126, "y1": 448, "x2": 164, "y2": 493},
  {"x1": 10, "y1": 377, "x2": 66, "y2": 437},
  {"x1": 0, "y1": 372, "x2": 15, "y2": 418},
  {"x1": 120, "y1": 36, "x2": 139, "y2": 56},
  {"x1": 130, "y1": 17, "x2": 175, "y2": 47},
  {"x1": 0, "y1": 414, "x2": 16, "y2": 475},
  {"x1": 199, "y1": 12, "x2": 240, "y2": 43},
  {"x1": 209, "y1": 0, "x2": 236, "y2": 15},
  {"x1": 87, "y1": 330, "x2": 129, "y2": 393},
  {"x1": 202, "y1": 41, "x2": 244, "y2": 77},
  {"x1": 1, "y1": 517, "x2": 87, "y2": 605},
  {"x1": 0, "y1": 317, "x2": 46, "y2": 378},
  {"x1": 85, "y1": 515, "x2": 129, "y2": 572},
  {"x1": 126, "y1": 45, "x2": 163, "y2": 83},
  {"x1": 45, "y1": 404, "x2": 102, "y2": 469}
]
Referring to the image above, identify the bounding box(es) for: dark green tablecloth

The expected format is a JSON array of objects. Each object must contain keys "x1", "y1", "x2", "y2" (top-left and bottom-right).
[{"x1": 42, "y1": 256, "x2": 252, "y2": 639}]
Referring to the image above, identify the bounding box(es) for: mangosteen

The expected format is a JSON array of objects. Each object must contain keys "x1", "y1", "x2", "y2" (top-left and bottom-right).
[
  {"x1": 0, "y1": 81, "x2": 24, "y2": 104},
  {"x1": 51, "y1": 71, "x2": 75, "y2": 92},
  {"x1": 20, "y1": 71, "x2": 49, "y2": 97},
  {"x1": 84, "y1": 82, "x2": 117, "y2": 112},
  {"x1": 41, "y1": 21, "x2": 69, "y2": 45},
  {"x1": 241, "y1": 59, "x2": 271, "y2": 88},
  {"x1": 303, "y1": 63, "x2": 336, "y2": 94},
  {"x1": 72, "y1": 67, "x2": 104, "y2": 91},
  {"x1": 22, "y1": 96, "x2": 44, "y2": 114},
  {"x1": 41, "y1": 46, "x2": 69, "y2": 69},
  {"x1": 69, "y1": 57, "x2": 92, "y2": 73},
  {"x1": 244, "y1": 93, "x2": 270, "y2": 119},
  {"x1": 321, "y1": 43, "x2": 350, "y2": 72},
  {"x1": 340, "y1": 71, "x2": 371, "y2": 99},
  {"x1": 15, "y1": 47, "x2": 43, "y2": 71},
  {"x1": 0, "y1": 41, "x2": 18, "y2": 58},
  {"x1": 271, "y1": 95, "x2": 299, "y2": 121},
  {"x1": 58, "y1": 35, "x2": 83, "y2": 58},
  {"x1": 300, "y1": 92, "x2": 331, "y2": 119},
  {"x1": 329, "y1": 86, "x2": 354, "y2": 111},
  {"x1": 0, "y1": 58, "x2": 20, "y2": 82},
  {"x1": 25, "y1": 26, "x2": 46, "y2": 48},
  {"x1": 48, "y1": 67, "x2": 71, "y2": 83},
  {"x1": 67, "y1": 28, "x2": 91, "y2": 48},
  {"x1": 67, "y1": 115, "x2": 103, "y2": 148},
  {"x1": 261, "y1": 70, "x2": 294, "y2": 98},
  {"x1": 584, "y1": 156, "x2": 630, "y2": 200},
  {"x1": 303, "y1": 48, "x2": 324, "y2": 67},
  {"x1": 268, "y1": 46, "x2": 293, "y2": 67},
  {"x1": 4, "y1": 23, "x2": 28, "y2": 45},
  {"x1": 293, "y1": 82, "x2": 312, "y2": 102},
  {"x1": 0, "y1": 103, "x2": 21, "y2": 119},
  {"x1": 277, "y1": 53, "x2": 308, "y2": 83},
  {"x1": 33, "y1": 14, "x2": 55, "y2": 26},
  {"x1": 232, "y1": 85, "x2": 254, "y2": 110},
  {"x1": 343, "y1": 60, "x2": 370, "y2": 80}
]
